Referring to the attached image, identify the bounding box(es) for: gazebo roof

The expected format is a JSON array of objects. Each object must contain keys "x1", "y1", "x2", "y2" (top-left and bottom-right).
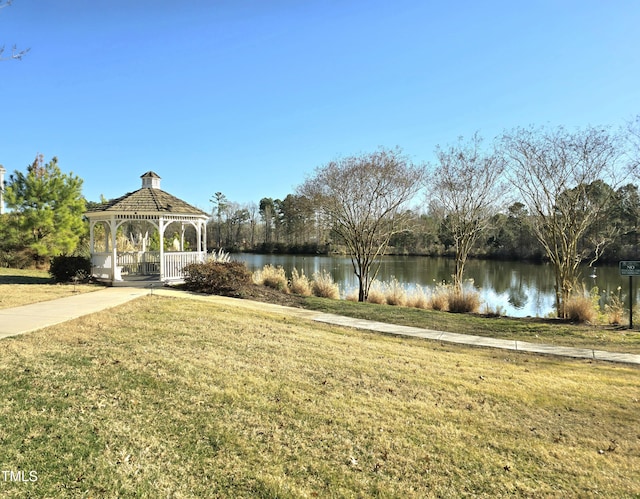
[{"x1": 85, "y1": 171, "x2": 208, "y2": 217}]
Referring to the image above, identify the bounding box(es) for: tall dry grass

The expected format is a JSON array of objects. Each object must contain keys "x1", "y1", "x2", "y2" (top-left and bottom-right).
[
  {"x1": 406, "y1": 285, "x2": 429, "y2": 309},
  {"x1": 344, "y1": 288, "x2": 359, "y2": 302},
  {"x1": 253, "y1": 264, "x2": 289, "y2": 292},
  {"x1": 289, "y1": 267, "x2": 312, "y2": 296},
  {"x1": 429, "y1": 283, "x2": 450, "y2": 311},
  {"x1": 383, "y1": 277, "x2": 407, "y2": 306},
  {"x1": 311, "y1": 269, "x2": 340, "y2": 299},
  {"x1": 366, "y1": 280, "x2": 386, "y2": 305},
  {"x1": 448, "y1": 288, "x2": 481, "y2": 314},
  {"x1": 564, "y1": 293, "x2": 598, "y2": 324}
]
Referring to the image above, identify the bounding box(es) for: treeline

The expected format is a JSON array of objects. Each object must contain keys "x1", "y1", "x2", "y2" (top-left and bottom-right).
[{"x1": 208, "y1": 181, "x2": 640, "y2": 264}]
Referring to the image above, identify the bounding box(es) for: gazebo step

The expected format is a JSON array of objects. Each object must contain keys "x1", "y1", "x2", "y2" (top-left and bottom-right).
[{"x1": 111, "y1": 279, "x2": 163, "y2": 288}]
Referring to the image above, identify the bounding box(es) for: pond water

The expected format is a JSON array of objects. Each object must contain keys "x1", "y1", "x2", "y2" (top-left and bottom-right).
[{"x1": 233, "y1": 254, "x2": 637, "y2": 318}]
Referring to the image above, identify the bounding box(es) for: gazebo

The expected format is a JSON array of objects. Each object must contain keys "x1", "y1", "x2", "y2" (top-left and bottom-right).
[{"x1": 85, "y1": 171, "x2": 209, "y2": 285}]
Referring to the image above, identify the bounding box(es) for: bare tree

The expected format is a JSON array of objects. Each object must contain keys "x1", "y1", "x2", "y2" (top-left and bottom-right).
[
  {"x1": 246, "y1": 202, "x2": 259, "y2": 248},
  {"x1": 0, "y1": 1, "x2": 29, "y2": 61},
  {"x1": 298, "y1": 147, "x2": 424, "y2": 302},
  {"x1": 501, "y1": 125, "x2": 632, "y2": 318},
  {"x1": 428, "y1": 133, "x2": 506, "y2": 291},
  {"x1": 209, "y1": 192, "x2": 228, "y2": 248}
]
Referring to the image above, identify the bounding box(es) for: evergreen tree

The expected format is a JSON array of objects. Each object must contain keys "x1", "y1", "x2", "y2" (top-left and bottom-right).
[{"x1": 4, "y1": 155, "x2": 85, "y2": 263}]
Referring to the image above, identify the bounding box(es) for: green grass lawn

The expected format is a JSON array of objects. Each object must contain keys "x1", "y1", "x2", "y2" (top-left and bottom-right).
[
  {"x1": 0, "y1": 295, "x2": 638, "y2": 497},
  {"x1": 0, "y1": 268, "x2": 101, "y2": 309},
  {"x1": 300, "y1": 296, "x2": 640, "y2": 354}
]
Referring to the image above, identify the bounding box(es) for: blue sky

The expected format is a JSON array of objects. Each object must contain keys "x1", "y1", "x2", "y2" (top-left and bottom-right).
[{"x1": 1, "y1": 0, "x2": 638, "y2": 213}]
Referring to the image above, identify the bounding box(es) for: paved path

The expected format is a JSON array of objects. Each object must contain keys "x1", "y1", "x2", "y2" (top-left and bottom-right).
[
  {"x1": 1, "y1": 287, "x2": 639, "y2": 366},
  {"x1": 0, "y1": 287, "x2": 148, "y2": 339}
]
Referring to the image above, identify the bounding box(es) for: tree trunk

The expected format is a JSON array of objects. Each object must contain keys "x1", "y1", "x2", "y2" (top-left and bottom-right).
[{"x1": 453, "y1": 255, "x2": 465, "y2": 293}]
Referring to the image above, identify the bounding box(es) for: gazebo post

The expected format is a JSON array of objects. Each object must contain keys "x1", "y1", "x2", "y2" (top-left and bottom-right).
[
  {"x1": 159, "y1": 216, "x2": 165, "y2": 281},
  {"x1": 89, "y1": 221, "x2": 95, "y2": 257},
  {"x1": 110, "y1": 217, "x2": 118, "y2": 281},
  {"x1": 196, "y1": 221, "x2": 202, "y2": 254},
  {"x1": 200, "y1": 220, "x2": 207, "y2": 261}
]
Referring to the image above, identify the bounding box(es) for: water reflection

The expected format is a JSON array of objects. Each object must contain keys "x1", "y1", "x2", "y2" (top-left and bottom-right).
[{"x1": 234, "y1": 254, "x2": 635, "y2": 318}]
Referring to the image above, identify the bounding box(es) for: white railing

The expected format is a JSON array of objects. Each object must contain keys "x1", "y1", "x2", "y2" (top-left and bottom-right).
[
  {"x1": 117, "y1": 251, "x2": 160, "y2": 275},
  {"x1": 163, "y1": 251, "x2": 206, "y2": 280},
  {"x1": 92, "y1": 251, "x2": 205, "y2": 281}
]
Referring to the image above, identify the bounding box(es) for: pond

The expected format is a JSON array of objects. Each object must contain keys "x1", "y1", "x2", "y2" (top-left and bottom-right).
[{"x1": 233, "y1": 254, "x2": 637, "y2": 318}]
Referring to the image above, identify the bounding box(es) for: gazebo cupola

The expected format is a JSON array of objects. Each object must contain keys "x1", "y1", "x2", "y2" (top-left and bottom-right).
[
  {"x1": 85, "y1": 171, "x2": 209, "y2": 285},
  {"x1": 141, "y1": 171, "x2": 161, "y2": 189}
]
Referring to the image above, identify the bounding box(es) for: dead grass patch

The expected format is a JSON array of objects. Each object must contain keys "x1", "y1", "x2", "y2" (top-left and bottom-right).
[{"x1": 0, "y1": 269, "x2": 101, "y2": 309}]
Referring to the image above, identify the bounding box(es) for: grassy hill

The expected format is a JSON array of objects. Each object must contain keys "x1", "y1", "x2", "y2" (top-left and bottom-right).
[{"x1": 0, "y1": 295, "x2": 638, "y2": 497}]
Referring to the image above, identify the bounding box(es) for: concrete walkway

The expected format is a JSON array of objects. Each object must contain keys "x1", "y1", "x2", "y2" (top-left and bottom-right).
[
  {"x1": 0, "y1": 287, "x2": 148, "y2": 339},
  {"x1": 1, "y1": 286, "x2": 639, "y2": 366}
]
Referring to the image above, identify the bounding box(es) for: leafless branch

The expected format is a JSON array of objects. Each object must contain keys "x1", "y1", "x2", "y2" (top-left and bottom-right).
[
  {"x1": 0, "y1": 44, "x2": 30, "y2": 60},
  {"x1": 1, "y1": 1, "x2": 30, "y2": 61}
]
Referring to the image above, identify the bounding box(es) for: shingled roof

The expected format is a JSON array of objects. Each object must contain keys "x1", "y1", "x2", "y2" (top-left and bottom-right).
[{"x1": 86, "y1": 172, "x2": 208, "y2": 216}]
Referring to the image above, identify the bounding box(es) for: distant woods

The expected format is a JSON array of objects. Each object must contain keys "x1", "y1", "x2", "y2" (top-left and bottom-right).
[
  {"x1": 210, "y1": 123, "x2": 640, "y2": 268},
  {"x1": 209, "y1": 183, "x2": 640, "y2": 263}
]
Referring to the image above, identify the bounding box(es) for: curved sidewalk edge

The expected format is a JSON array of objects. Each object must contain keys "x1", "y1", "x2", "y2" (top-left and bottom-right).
[
  {"x1": 158, "y1": 289, "x2": 640, "y2": 366},
  {"x1": 309, "y1": 313, "x2": 640, "y2": 366},
  {"x1": 1, "y1": 287, "x2": 639, "y2": 366}
]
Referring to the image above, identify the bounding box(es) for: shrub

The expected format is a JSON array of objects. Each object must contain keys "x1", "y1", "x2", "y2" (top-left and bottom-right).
[
  {"x1": 183, "y1": 260, "x2": 252, "y2": 296},
  {"x1": 406, "y1": 285, "x2": 429, "y2": 309},
  {"x1": 366, "y1": 281, "x2": 387, "y2": 305},
  {"x1": 564, "y1": 293, "x2": 598, "y2": 324},
  {"x1": 289, "y1": 267, "x2": 312, "y2": 296},
  {"x1": 383, "y1": 277, "x2": 407, "y2": 306},
  {"x1": 49, "y1": 255, "x2": 91, "y2": 283},
  {"x1": 311, "y1": 269, "x2": 340, "y2": 299},
  {"x1": 253, "y1": 264, "x2": 289, "y2": 292}
]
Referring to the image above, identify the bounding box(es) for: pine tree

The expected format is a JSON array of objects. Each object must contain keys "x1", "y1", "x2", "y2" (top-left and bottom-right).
[{"x1": 4, "y1": 155, "x2": 85, "y2": 263}]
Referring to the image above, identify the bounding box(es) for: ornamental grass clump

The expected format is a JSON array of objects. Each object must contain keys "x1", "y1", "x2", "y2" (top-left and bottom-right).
[
  {"x1": 289, "y1": 267, "x2": 312, "y2": 296},
  {"x1": 383, "y1": 277, "x2": 407, "y2": 306},
  {"x1": 564, "y1": 291, "x2": 598, "y2": 324},
  {"x1": 447, "y1": 287, "x2": 481, "y2": 314},
  {"x1": 366, "y1": 280, "x2": 386, "y2": 305},
  {"x1": 406, "y1": 285, "x2": 429, "y2": 309},
  {"x1": 207, "y1": 249, "x2": 232, "y2": 263},
  {"x1": 253, "y1": 264, "x2": 289, "y2": 292},
  {"x1": 311, "y1": 269, "x2": 340, "y2": 299},
  {"x1": 344, "y1": 288, "x2": 359, "y2": 302},
  {"x1": 429, "y1": 283, "x2": 450, "y2": 311}
]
